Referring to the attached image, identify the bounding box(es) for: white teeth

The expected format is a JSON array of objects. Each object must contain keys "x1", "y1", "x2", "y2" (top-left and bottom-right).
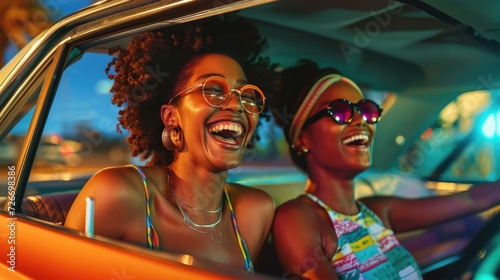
[
  {"x1": 208, "y1": 123, "x2": 243, "y2": 136},
  {"x1": 342, "y1": 134, "x2": 369, "y2": 145}
]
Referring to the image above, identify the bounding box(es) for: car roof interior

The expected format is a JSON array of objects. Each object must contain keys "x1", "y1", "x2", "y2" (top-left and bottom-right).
[
  {"x1": 238, "y1": 0, "x2": 500, "y2": 169},
  {"x1": 240, "y1": 0, "x2": 500, "y2": 94}
]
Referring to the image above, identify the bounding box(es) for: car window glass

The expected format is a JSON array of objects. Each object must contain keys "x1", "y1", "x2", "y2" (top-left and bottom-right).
[
  {"x1": 27, "y1": 51, "x2": 132, "y2": 196},
  {"x1": 0, "y1": 107, "x2": 36, "y2": 204},
  {"x1": 1, "y1": 108, "x2": 35, "y2": 165},
  {"x1": 442, "y1": 91, "x2": 500, "y2": 181},
  {"x1": 397, "y1": 90, "x2": 500, "y2": 182}
]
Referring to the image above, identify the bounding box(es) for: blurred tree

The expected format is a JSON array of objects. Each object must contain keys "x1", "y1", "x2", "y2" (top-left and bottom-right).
[{"x1": 0, "y1": 0, "x2": 53, "y2": 66}]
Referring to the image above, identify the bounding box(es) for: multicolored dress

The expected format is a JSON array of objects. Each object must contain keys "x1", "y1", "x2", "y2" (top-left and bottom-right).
[{"x1": 305, "y1": 193, "x2": 422, "y2": 280}]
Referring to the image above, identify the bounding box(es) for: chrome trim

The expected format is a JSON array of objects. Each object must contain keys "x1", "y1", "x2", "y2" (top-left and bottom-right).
[{"x1": 0, "y1": 40, "x2": 69, "y2": 138}]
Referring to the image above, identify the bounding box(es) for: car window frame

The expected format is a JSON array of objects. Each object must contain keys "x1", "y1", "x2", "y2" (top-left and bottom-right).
[{"x1": 3, "y1": 45, "x2": 68, "y2": 212}]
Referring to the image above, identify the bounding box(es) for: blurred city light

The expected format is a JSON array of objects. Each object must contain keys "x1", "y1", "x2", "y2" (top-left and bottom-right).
[{"x1": 481, "y1": 111, "x2": 500, "y2": 139}]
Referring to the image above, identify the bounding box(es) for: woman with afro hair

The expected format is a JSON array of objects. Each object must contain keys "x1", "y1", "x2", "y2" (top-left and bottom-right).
[{"x1": 65, "y1": 15, "x2": 276, "y2": 272}]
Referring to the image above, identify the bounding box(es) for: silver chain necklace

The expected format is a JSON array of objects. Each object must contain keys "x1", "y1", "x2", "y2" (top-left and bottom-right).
[
  {"x1": 175, "y1": 194, "x2": 223, "y2": 214},
  {"x1": 168, "y1": 171, "x2": 224, "y2": 243}
]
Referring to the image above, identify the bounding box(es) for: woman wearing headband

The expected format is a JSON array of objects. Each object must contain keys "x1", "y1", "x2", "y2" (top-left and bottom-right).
[
  {"x1": 270, "y1": 59, "x2": 500, "y2": 279},
  {"x1": 65, "y1": 16, "x2": 276, "y2": 272}
]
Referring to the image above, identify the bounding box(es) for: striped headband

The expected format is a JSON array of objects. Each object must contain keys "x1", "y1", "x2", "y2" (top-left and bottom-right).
[{"x1": 288, "y1": 74, "x2": 362, "y2": 146}]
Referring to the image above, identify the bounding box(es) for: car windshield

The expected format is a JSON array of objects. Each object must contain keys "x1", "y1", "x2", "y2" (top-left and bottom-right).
[{"x1": 397, "y1": 90, "x2": 500, "y2": 182}]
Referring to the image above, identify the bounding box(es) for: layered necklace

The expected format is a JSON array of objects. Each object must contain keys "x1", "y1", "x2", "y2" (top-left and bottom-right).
[{"x1": 168, "y1": 172, "x2": 224, "y2": 243}]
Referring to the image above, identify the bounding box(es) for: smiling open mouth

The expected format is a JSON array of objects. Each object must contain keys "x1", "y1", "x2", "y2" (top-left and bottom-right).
[
  {"x1": 342, "y1": 134, "x2": 369, "y2": 147},
  {"x1": 208, "y1": 122, "x2": 244, "y2": 145}
]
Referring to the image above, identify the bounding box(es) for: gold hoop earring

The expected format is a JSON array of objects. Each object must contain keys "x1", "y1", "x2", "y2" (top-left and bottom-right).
[
  {"x1": 162, "y1": 125, "x2": 183, "y2": 151},
  {"x1": 292, "y1": 145, "x2": 309, "y2": 156}
]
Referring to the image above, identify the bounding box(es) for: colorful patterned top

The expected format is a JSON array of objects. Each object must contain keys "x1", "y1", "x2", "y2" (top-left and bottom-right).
[
  {"x1": 225, "y1": 189, "x2": 254, "y2": 272},
  {"x1": 305, "y1": 193, "x2": 422, "y2": 280},
  {"x1": 128, "y1": 165, "x2": 160, "y2": 250},
  {"x1": 129, "y1": 165, "x2": 253, "y2": 272}
]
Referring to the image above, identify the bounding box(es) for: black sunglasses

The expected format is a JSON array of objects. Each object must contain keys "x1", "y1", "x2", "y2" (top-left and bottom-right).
[{"x1": 303, "y1": 99, "x2": 383, "y2": 128}]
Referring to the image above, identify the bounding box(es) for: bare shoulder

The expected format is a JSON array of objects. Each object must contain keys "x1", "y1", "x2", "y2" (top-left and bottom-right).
[
  {"x1": 225, "y1": 183, "x2": 274, "y2": 221},
  {"x1": 359, "y1": 195, "x2": 408, "y2": 227},
  {"x1": 273, "y1": 196, "x2": 335, "y2": 277},
  {"x1": 225, "y1": 183, "x2": 275, "y2": 256},
  {"x1": 83, "y1": 166, "x2": 146, "y2": 198},
  {"x1": 225, "y1": 183, "x2": 274, "y2": 207},
  {"x1": 359, "y1": 195, "x2": 406, "y2": 212},
  {"x1": 65, "y1": 166, "x2": 148, "y2": 233},
  {"x1": 273, "y1": 196, "x2": 328, "y2": 245},
  {"x1": 274, "y1": 196, "x2": 316, "y2": 227}
]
